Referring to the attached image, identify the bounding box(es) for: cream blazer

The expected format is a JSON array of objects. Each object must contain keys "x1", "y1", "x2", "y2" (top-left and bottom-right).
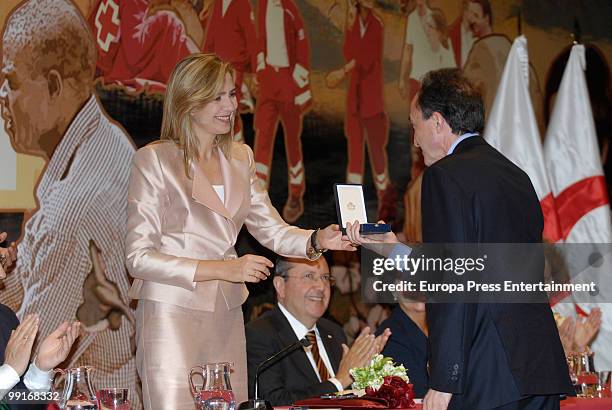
[{"x1": 125, "y1": 141, "x2": 313, "y2": 311}]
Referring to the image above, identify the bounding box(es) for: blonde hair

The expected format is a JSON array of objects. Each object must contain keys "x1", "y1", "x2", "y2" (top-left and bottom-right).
[{"x1": 160, "y1": 53, "x2": 235, "y2": 177}]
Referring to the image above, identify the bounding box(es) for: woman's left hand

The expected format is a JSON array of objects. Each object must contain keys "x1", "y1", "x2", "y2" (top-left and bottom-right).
[
  {"x1": 317, "y1": 224, "x2": 357, "y2": 251},
  {"x1": 35, "y1": 321, "x2": 81, "y2": 372}
]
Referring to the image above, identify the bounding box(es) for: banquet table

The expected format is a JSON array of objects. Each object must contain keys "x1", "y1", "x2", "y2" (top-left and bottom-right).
[
  {"x1": 560, "y1": 397, "x2": 612, "y2": 409},
  {"x1": 279, "y1": 396, "x2": 612, "y2": 410}
]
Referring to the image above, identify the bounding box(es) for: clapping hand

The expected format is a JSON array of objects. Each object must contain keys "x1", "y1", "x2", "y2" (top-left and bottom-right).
[
  {"x1": 574, "y1": 308, "x2": 602, "y2": 352},
  {"x1": 4, "y1": 314, "x2": 39, "y2": 376},
  {"x1": 35, "y1": 321, "x2": 80, "y2": 372},
  {"x1": 374, "y1": 327, "x2": 392, "y2": 354},
  {"x1": 335, "y1": 326, "x2": 392, "y2": 389},
  {"x1": 0, "y1": 232, "x2": 17, "y2": 278},
  {"x1": 558, "y1": 317, "x2": 576, "y2": 355}
]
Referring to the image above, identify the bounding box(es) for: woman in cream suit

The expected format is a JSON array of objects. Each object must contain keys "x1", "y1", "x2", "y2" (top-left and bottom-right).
[{"x1": 125, "y1": 54, "x2": 354, "y2": 410}]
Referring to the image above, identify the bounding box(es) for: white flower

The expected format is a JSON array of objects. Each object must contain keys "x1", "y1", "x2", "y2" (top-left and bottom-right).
[{"x1": 349, "y1": 355, "x2": 410, "y2": 390}]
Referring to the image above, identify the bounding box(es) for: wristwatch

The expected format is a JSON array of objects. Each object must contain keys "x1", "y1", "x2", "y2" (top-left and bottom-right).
[{"x1": 307, "y1": 229, "x2": 327, "y2": 260}]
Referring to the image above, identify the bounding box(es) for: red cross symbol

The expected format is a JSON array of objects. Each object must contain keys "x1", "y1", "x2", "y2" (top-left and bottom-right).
[{"x1": 94, "y1": 0, "x2": 120, "y2": 52}]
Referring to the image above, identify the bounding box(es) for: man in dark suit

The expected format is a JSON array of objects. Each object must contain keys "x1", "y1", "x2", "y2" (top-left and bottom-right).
[
  {"x1": 346, "y1": 69, "x2": 573, "y2": 409},
  {"x1": 245, "y1": 256, "x2": 390, "y2": 405}
]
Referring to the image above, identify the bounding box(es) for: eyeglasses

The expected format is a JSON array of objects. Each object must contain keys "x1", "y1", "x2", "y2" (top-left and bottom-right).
[{"x1": 282, "y1": 273, "x2": 336, "y2": 286}]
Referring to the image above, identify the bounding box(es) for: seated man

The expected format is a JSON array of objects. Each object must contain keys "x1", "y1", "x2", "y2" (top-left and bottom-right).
[{"x1": 246, "y1": 256, "x2": 390, "y2": 406}]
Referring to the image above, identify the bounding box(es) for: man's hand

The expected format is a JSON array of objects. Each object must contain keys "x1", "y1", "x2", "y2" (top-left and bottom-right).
[
  {"x1": 344, "y1": 220, "x2": 398, "y2": 246},
  {"x1": 374, "y1": 328, "x2": 391, "y2": 354},
  {"x1": 423, "y1": 389, "x2": 452, "y2": 410},
  {"x1": 335, "y1": 327, "x2": 378, "y2": 388},
  {"x1": 4, "y1": 314, "x2": 39, "y2": 376},
  {"x1": 35, "y1": 321, "x2": 80, "y2": 372},
  {"x1": 0, "y1": 231, "x2": 17, "y2": 278},
  {"x1": 558, "y1": 317, "x2": 576, "y2": 355},
  {"x1": 317, "y1": 224, "x2": 357, "y2": 252},
  {"x1": 574, "y1": 308, "x2": 602, "y2": 351}
]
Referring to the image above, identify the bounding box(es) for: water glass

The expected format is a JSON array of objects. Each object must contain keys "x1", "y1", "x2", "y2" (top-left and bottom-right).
[
  {"x1": 597, "y1": 371, "x2": 612, "y2": 398},
  {"x1": 97, "y1": 388, "x2": 130, "y2": 410}
]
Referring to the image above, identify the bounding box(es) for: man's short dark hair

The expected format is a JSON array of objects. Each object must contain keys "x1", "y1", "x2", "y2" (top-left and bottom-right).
[
  {"x1": 274, "y1": 257, "x2": 294, "y2": 277},
  {"x1": 417, "y1": 68, "x2": 485, "y2": 135},
  {"x1": 274, "y1": 254, "x2": 332, "y2": 278}
]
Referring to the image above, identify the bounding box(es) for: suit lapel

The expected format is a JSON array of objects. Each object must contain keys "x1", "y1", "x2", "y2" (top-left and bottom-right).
[
  {"x1": 219, "y1": 147, "x2": 245, "y2": 218},
  {"x1": 192, "y1": 145, "x2": 247, "y2": 221},
  {"x1": 272, "y1": 307, "x2": 322, "y2": 385}
]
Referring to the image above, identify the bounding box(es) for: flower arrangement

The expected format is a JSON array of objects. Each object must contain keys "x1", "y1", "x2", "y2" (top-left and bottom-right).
[
  {"x1": 350, "y1": 355, "x2": 415, "y2": 408},
  {"x1": 350, "y1": 355, "x2": 409, "y2": 390}
]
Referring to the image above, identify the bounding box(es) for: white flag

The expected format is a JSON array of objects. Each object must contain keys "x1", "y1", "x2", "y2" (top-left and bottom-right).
[
  {"x1": 543, "y1": 44, "x2": 611, "y2": 244},
  {"x1": 544, "y1": 44, "x2": 612, "y2": 371},
  {"x1": 485, "y1": 35, "x2": 560, "y2": 241}
]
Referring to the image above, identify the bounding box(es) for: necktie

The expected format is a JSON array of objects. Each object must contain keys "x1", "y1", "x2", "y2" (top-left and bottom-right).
[{"x1": 305, "y1": 330, "x2": 330, "y2": 381}]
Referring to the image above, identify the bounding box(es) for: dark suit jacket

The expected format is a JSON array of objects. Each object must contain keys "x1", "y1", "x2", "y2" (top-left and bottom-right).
[
  {"x1": 376, "y1": 307, "x2": 428, "y2": 398},
  {"x1": 245, "y1": 306, "x2": 346, "y2": 406},
  {"x1": 421, "y1": 136, "x2": 573, "y2": 409},
  {"x1": 0, "y1": 304, "x2": 44, "y2": 410}
]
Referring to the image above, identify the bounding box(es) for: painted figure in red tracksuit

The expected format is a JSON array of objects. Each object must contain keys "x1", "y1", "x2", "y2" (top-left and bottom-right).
[
  {"x1": 88, "y1": 0, "x2": 198, "y2": 91},
  {"x1": 253, "y1": 0, "x2": 311, "y2": 223},
  {"x1": 326, "y1": 0, "x2": 394, "y2": 221},
  {"x1": 202, "y1": 0, "x2": 257, "y2": 141}
]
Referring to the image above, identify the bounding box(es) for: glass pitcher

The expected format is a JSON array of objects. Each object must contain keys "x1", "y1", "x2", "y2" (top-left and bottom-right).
[
  {"x1": 53, "y1": 366, "x2": 98, "y2": 409},
  {"x1": 189, "y1": 362, "x2": 236, "y2": 410}
]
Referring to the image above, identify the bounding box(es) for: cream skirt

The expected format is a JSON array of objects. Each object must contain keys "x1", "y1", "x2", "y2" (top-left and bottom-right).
[{"x1": 135, "y1": 292, "x2": 248, "y2": 410}]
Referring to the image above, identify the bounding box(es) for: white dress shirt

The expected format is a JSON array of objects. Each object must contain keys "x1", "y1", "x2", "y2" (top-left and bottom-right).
[
  {"x1": 212, "y1": 184, "x2": 225, "y2": 204},
  {"x1": 448, "y1": 132, "x2": 479, "y2": 155},
  {"x1": 0, "y1": 361, "x2": 52, "y2": 400},
  {"x1": 278, "y1": 303, "x2": 344, "y2": 391},
  {"x1": 265, "y1": 0, "x2": 290, "y2": 67}
]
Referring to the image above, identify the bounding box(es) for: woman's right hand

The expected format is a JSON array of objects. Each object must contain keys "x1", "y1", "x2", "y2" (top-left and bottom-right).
[
  {"x1": 225, "y1": 255, "x2": 274, "y2": 283},
  {"x1": 4, "y1": 314, "x2": 39, "y2": 376}
]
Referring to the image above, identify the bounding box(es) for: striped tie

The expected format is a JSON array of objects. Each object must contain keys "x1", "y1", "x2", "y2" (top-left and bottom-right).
[{"x1": 305, "y1": 330, "x2": 330, "y2": 381}]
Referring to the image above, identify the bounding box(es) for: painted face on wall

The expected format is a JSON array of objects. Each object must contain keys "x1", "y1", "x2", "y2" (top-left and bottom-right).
[
  {"x1": 466, "y1": 1, "x2": 490, "y2": 38},
  {"x1": 0, "y1": 47, "x2": 54, "y2": 157}
]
